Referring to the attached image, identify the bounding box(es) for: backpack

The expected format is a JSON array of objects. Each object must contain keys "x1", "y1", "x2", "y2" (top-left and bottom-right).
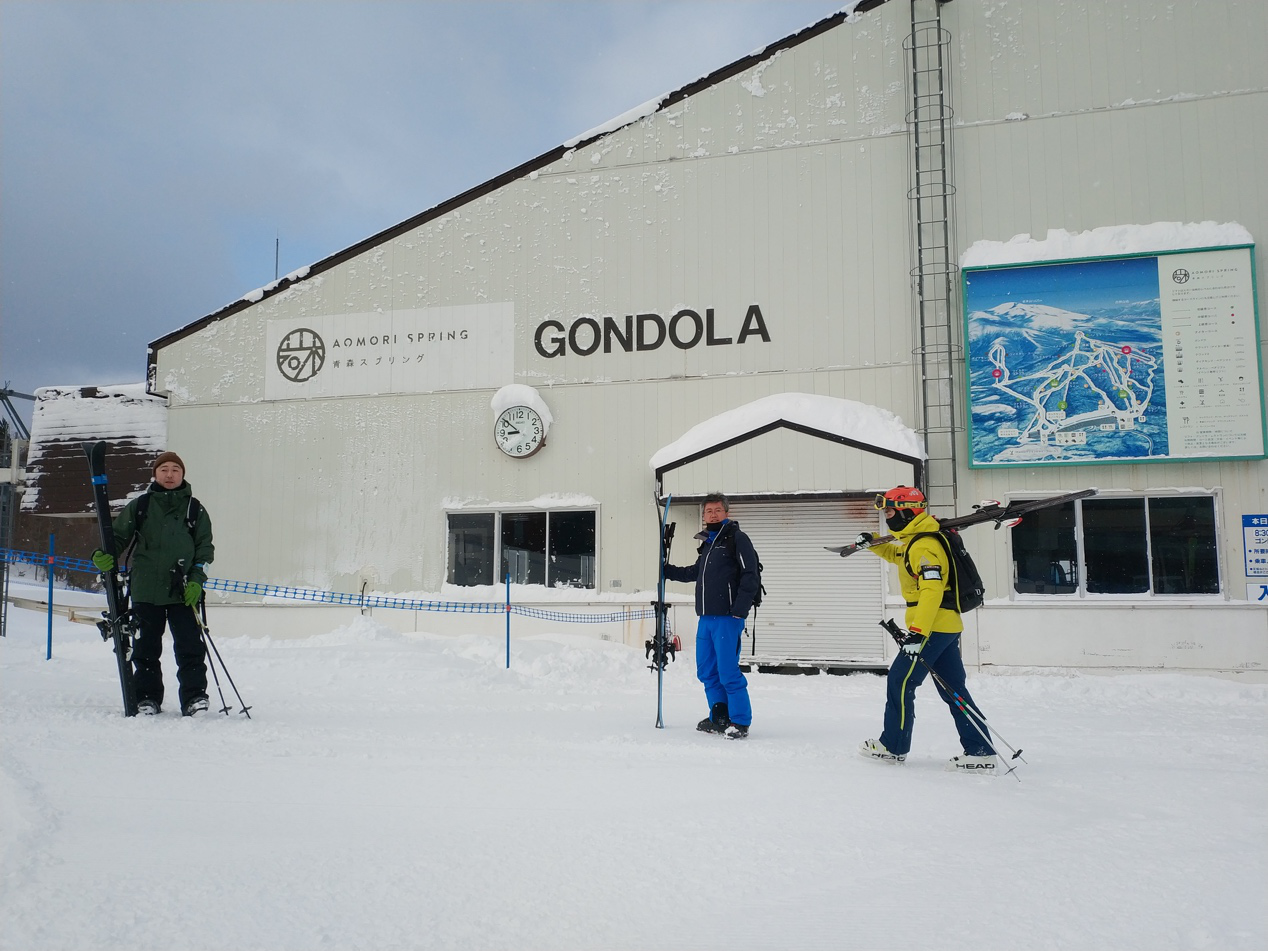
[
  {"x1": 720, "y1": 528, "x2": 765, "y2": 609},
  {"x1": 903, "y1": 528, "x2": 986, "y2": 614}
]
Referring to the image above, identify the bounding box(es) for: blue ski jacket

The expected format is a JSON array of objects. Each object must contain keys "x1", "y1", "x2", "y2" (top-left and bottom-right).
[{"x1": 663, "y1": 519, "x2": 761, "y2": 618}]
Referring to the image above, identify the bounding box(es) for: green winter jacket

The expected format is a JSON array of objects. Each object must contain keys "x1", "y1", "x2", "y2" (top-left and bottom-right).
[{"x1": 110, "y1": 482, "x2": 214, "y2": 606}]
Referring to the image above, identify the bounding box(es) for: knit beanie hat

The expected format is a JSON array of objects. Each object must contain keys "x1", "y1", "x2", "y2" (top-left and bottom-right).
[{"x1": 152, "y1": 451, "x2": 185, "y2": 475}]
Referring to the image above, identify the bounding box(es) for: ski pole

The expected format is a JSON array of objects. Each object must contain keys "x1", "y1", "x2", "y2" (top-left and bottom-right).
[
  {"x1": 192, "y1": 601, "x2": 252, "y2": 719},
  {"x1": 881, "y1": 620, "x2": 1026, "y2": 775},
  {"x1": 883, "y1": 618, "x2": 1020, "y2": 761},
  {"x1": 196, "y1": 596, "x2": 232, "y2": 716}
]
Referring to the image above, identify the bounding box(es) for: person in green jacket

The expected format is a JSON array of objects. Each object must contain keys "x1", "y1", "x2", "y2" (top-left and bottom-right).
[{"x1": 92, "y1": 451, "x2": 215, "y2": 716}]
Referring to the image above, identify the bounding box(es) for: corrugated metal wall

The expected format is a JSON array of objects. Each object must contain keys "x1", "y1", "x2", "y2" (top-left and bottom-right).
[{"x1": 728, "y1": 499, "x2": 888, "y2": 665}]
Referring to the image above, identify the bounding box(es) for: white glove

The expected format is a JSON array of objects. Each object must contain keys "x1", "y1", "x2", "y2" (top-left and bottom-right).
[{"x1": 900, "y1": 632, "x2": 926, "y2": 655}]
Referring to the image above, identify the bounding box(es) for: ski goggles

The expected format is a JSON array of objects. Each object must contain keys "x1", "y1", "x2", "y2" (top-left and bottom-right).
[{"x1": 873, "y1": 493, "x2": 925, "y2": 510}]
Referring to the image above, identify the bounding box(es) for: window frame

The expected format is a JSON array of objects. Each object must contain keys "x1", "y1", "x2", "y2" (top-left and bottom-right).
[
  {"x1": 1008, "y1": 491, "x2": 1223, "y2": 601},
  {"x1": 445, "y1": 505, "x2": 600, "y2": 589}
]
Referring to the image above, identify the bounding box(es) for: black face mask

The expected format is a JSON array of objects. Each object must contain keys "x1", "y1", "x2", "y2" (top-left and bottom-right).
[
  {"x1": 705, "y1": 520, "x2": 726, "y2": 533},
  {"x1": 885, "y1": 510, "x2": 913, "y2": 532}
]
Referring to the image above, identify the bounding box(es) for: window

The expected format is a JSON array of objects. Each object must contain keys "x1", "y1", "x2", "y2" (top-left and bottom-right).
[
  {"x1": 1012, "y1": 494, "x2": 1219, "y2": 597},
  {"x1": 448, "y1": 513, "x2": 495, "y2": 587},
  {"x1": 1011, "y1": 502, "x2": 1079, "y2": 594},
  {"x1": 549, "y1": 511, "x2": 596, "y2": 588},
  {"x1": 501, "y1": 512, "x2": 547, "y2": 586},
  {"x1": 446, "y1": 509, "x2": 597, "y2": 588}
]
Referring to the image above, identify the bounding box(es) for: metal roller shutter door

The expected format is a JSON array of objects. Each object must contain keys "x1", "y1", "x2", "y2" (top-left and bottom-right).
[{"x1": 729, "y1": 500, "x2": 888, "y2": 666}]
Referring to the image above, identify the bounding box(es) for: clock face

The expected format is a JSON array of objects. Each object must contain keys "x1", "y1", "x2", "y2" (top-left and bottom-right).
[{"x1": 494, "y1": 405, "x2": 546, "y2": 458}]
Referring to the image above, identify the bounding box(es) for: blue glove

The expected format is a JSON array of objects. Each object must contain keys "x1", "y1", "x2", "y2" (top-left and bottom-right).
[
  {"x1": 854, "y1": 532, "x2": 874, "y2": 546},
  {"x1": 91, "y1": 550, "x2": 115, "y2": 573},
  {"x1": 900, "y1": 632, "x2": 926, "y2": 655}
]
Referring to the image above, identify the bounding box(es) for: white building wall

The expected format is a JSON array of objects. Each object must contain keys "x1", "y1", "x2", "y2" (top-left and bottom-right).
[
  {"x1": 938, "y1": 0, "x2": 1268, "y2": 669},
  {"x1": 152, "y1": 0, "x2": 1268, "y2": 670}
]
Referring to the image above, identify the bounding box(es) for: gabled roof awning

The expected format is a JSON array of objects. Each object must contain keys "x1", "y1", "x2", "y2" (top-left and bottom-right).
[{"x1": 650, "y1": 393, "x2": 925, "y2": 503}]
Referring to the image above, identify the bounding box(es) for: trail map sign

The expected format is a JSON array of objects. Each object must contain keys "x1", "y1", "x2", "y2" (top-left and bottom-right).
[{"x1": 963, "y1": 246, "x2": 1264, "y2": 468}]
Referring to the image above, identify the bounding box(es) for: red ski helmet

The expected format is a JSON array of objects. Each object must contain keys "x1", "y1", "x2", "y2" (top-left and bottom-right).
[{"x1": 874, "y1": 486, "x2": 927, "y2": 512}]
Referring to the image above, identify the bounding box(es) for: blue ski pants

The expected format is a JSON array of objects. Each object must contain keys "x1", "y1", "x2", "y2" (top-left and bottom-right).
[
  {"x1": 695, "y1": 615, "x2": 752, "y2": 726},
  {"x1": 879, "y1": 631, "x2": 993, "y2": 757}
]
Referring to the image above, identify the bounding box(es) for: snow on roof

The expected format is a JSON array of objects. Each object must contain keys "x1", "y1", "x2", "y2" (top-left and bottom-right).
[
  {"x1": 562, "y1": 2, "x2": 869, "y2": 149},
  {"x1": 961, "y1": 221, "x2": 1254, "y2": 268},
  {"x1": 29, "y1": 384, "x2": 167, "y2": 445},
  {"x1": 649, "y1": 393, "x2": 924, "y2": 471},
  {"x1": 22, "y1": 384, "x2": 168, "y2": 515},
  {"x1": 563, "y1": 95, "x2": 669, "y2": 149}
]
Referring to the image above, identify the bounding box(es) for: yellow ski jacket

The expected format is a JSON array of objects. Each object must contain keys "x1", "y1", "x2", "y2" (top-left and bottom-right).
[{"x1": 866, "y1": 510, "x2": 963, "y2": 636}]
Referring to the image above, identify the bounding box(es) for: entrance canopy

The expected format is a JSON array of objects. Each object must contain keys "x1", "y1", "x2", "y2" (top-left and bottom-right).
[{"x1": 649, "y1": 393, "x2": 925, "y2": 502}]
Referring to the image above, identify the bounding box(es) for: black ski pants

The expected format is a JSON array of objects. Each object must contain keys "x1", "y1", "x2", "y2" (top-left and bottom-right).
[{"x1": 132, "y1": 602, "x2": 207, "y2": 710}]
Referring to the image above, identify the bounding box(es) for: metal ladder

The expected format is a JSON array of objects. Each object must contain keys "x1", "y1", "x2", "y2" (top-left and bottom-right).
[
  {"x1": 904, "y1": 0, "x2": 959, "y2": 513},
  {"x1": 0, "y1": 421, "x2": 14, "y2": 638}
]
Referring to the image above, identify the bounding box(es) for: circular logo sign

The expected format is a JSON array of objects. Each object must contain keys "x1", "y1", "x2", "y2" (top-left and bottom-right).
[
  {"x1": 1171, "y1": 268, "x2": 1190, "y2": 284},
  {"x1": 276, "y1": 328, "x2": 326, "y2": 383}
]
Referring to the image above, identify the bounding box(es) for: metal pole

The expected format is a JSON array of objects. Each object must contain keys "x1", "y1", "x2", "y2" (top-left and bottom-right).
[
  {"x1": 46, "y1": 533, "x2": 54, "y2": 659},
  {"x1": 505, "y1": 572, "x2": 510, "y2": 669}
]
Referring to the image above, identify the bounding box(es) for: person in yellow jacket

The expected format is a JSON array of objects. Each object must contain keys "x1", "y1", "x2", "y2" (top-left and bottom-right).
[{"x1": 856, "y1": 486, "x2": 996, "y2": 772}]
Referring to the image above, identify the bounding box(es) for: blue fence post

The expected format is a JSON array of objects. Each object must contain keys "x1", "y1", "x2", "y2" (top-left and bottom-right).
[
  {"x1": 46, "y1": 533, "x2": 55, "y2": 660},
  {"x1": 505, "y1": 572, "x2": 511, "y2": 669}
]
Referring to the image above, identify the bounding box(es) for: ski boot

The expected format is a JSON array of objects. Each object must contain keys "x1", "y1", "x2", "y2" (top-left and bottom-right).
[{"x1": 697, "y1": 702, "x2": 730, "y2": 734}]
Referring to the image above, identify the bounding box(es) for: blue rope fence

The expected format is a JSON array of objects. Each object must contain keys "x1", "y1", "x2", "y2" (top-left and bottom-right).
[
  {"x1": 1, "y1": 547, "x2": 659, "y2": 624},
  {"x1": 2, "y1": 547, "x2": 97, "y2": 574}
]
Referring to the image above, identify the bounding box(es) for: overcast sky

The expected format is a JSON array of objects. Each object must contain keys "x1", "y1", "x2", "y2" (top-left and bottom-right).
[{"x1": 0, "y1": 0, "x2": 844, "y2": 424}]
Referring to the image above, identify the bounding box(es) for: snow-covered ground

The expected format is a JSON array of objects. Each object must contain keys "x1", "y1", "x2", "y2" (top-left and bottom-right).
[{"x1": 1, "y1": 588, "x2": 1265, "y2": 951}]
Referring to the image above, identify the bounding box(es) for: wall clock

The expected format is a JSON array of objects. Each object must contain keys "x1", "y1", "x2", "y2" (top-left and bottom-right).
[{"x1": 494, "y1": 405, "x2": 546, "y2": 458}]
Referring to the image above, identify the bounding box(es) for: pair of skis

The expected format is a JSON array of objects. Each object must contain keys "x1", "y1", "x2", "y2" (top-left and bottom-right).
[
  {"x1": 826, "y1": 488, "x2": 1098, "y2": 557},
  {"x1": 83, "y1": 441, "x2": 139, "y2": 717},
  {"x1": 646, "y1": 494, "x2": 679, "y2": 729}
]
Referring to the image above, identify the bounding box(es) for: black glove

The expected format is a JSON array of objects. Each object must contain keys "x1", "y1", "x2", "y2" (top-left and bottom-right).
[
  {"x1": 854, "y1": 532, "x2": 874, "y2": 546},
  {"x1": 900, "y1": 631, "x2": 927, "y2": 655}
]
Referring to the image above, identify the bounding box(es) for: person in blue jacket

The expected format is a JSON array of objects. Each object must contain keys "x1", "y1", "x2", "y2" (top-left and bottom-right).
[{"x1": 663, "y1": 493, "x2": 761, "y2": 739}]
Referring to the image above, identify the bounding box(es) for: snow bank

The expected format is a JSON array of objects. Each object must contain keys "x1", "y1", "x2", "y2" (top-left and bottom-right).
[{"x1": 0, "y1": 604, "x2": 1264, "y2": 951}]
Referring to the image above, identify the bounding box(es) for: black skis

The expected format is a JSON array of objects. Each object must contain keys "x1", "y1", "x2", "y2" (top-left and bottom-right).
[
  {"x1": 82, "y1": 441, "x2": 138, "y2": 717},
  {"x1": 826, "y1": 488, "x2": 1098, "y2": 557},
  {"x1": 646, "y1": 494, "x2": 678, "y2": 728}
]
